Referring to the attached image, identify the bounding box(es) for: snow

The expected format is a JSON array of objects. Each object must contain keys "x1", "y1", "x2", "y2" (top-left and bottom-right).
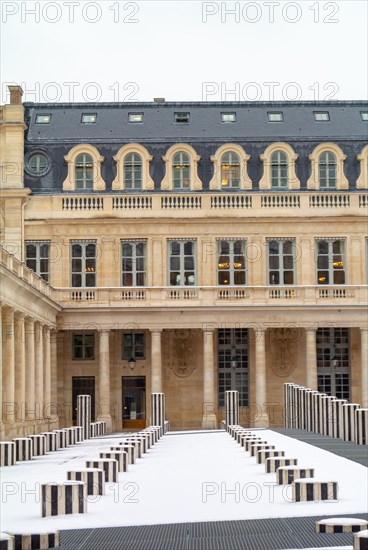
[{"x1": 0, "y1": 429, "x2": 367, "y2": 532}]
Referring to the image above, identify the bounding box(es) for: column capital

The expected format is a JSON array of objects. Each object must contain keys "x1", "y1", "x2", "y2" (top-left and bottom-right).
[
  {"x1": 150, "y1": 328, "x2": 163, "y2": 334},
  {"x1": 14, "y1": 310, "x2": 26, "y2": 321},
  {"x1": 25, "y1": 316, "x2": 35, "y2": 327},
  {"x1": 2, "y1": 305, "x2": 15, "y2": 317},
  {"x1": 360, "y1": 327, "x2": 368, "y2": 334},
  {"x1": 99, "y1": 328, "x2": 110, "y2": 335},
  {"x1": 305, "y1": 326, "x2": 317, "y2": 333}
]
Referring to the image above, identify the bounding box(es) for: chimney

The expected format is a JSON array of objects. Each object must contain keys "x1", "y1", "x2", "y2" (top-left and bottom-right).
[
  {"x1": 8, "y1": 85, "x2": 24, "y2": 105},
  {"x1": 154, "y1": 97, "x2": 165, "y2": 103}
]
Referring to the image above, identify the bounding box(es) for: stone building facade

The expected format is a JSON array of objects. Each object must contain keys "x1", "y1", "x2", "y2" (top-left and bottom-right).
[{"x1": 0, "y1": 85, "x2": 367, "y2": 439}]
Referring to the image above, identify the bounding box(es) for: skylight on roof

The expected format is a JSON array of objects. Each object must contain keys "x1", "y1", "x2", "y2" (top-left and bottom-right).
[
  {"x1": 35, "y1": 114, "x2": 51, "y2": 124},
  {"x1": 360, "y1": 111, "x2": 368, "y2": 121},
  {"x1": 81, "y1": 113, "x2": 97, "y2": 124},
  {"x1": 221, "y1": 112, "x2": 236, "y2": 123},
  {"x1": 175, "y1": 112, "x2": 190, "y2": 123},
  {"x1": 129, "y1": 113, "x2": 144, "y2": 123},
  {"x1": 268, "y1": 112, "x2": 283, "y2": 122},
  {"x1": 314, "y1": 111, "x2": 330, "y2": 121}
]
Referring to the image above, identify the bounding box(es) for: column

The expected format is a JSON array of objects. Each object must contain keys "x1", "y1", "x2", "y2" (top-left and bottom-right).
[
  {"x1": 151, "y1": 329, "x2": 162, "y2": 393},
  {"x1": 14, "y1": 312, "x2": 26, "y2": 422},
  {"x1": 361, "y1": 328, "x2": 368, "y2": 408},
  {"x1": 255, "y1": 328, "x2": 269, "y2": 427},
  {"x1": 25, "y1": 317, "x2": 35, "y2": 421},
  {"x1": 43, "y1": 325, "x2": 51, "y2": 419},
  {"x1": 98, "y1": 329, "x2": 112, "y2": 432},
  {"x1": 34, "y1": 321, "x2": 44, "y2": 420},
  {"x1": 0, "y1": 303, "x2": 3, "y2": 430},
  {"x1": 2, "y1": 307, "x2": 15, "y2": 424},
  {"x1": 50, "y1": 329, "x2": 58, "y2": 422},
  {"x1": 305, "y1": 328, "x2": 317, "y2": 390},
  {"x1": 202, "y1": 329, "x2": 217, "y2": 429}
]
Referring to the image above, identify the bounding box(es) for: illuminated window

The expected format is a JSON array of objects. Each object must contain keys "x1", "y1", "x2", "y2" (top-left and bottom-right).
[
  {"x1": 128, "y1": 113, "x2": 143, "y2": 123},
  {"x1": 221, "y1": 152, "x2": 240, "y2": 188},
  {"x1": 71, "y1": 241, "x2": 96, "y2": 287},
  {"x1": 314, "y1": 111, "x2": 330, "y2": 121},
  {"x1": 173, "y1": 152, "x2": 190, "y2": 189},
  {"x1": 268, "y1": 112, "x2": 283, "y2": 122},
  {"x1": 316, "y1": 239, "x2": 345, "y2": 285},
  {"x1": 217, "y1": 240, "x2": 246, "y2": 285},
  {"x1": 221, "y1": 112, "x2": 236, "y2": 123}
]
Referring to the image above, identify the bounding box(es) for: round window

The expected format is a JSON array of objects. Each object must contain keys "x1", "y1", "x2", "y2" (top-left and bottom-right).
[{"x1": 28, "y1": 153, "x2": 48, "y2": 175}]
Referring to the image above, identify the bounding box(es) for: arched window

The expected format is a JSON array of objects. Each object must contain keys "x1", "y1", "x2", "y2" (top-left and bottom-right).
[
  {"x1": 271, "y1": 151, "x2": 288, "y2": 188},
  {"x1": 75, "y1": 153, "x2": 93, "y2": 190},
  {"x1": 173, "y1": 152, "x2": 190, "y2": 189},
  {"x1": 124, "y1": 153, "x2": 142, "y2": 190},
  {"x1": 319, "y1": 151, "x2": 337, "y2": 189},
  {"x1": 221, "y1": 152, "x2": 240, "y2": 188}
]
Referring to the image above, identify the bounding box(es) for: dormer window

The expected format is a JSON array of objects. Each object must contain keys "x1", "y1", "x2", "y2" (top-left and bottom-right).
[
  {"x1": 35, "y1": 114, "x2": 51, "y2": 124},
  {"x1": 175, "y1": 112, "x2": 190, "y2": 123},
  {"x1": 360, "y1": 112, "x2": 368, "y2": 121},
  {"x1": 81, "y1": 113, "x2": 97, "y2": 124},
  {"x1": 129, "y1": 113, "x2": 144, "y2": 123},
  {"x1": 173, "y1": 152, "x2": 190, "y2": 189},
  {"x1": 268, "y1": 112, "x2": 283, "y2": 122},
  {"x1": 314, "y1": 112, "x2": 330, "y2": 122},
  {"x1": 221, "y1": 112, "x2": 236, "y2": 123}
]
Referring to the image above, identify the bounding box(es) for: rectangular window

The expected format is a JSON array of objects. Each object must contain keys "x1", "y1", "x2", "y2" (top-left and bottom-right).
[
  {"x1": 316, "y1": 238, "x2": 345, "y2": 285},
  {"x1": 35, "y1": 114, "x2": 51, "y2": 124},
  {"x1": 128, "y1": 113, "x2": 144, "y2": 123},
  {"x1": 121, "y1": 240, "x2": 146, "y2": 286},
  {"x1": 268, "y1": 239, "x2": 295, "y2": 285},
  {"x1": 71, "y1": 241, "x2": 96, "y2": 287},
  {"x1": 168, "y1": 240, "x2": 196, "y2": 286},
  {"x1": 317, "y1": 327, "x2": 349, "y2": 399},
  {"x1": 25, "y1": 241, "x2": 50, "y2": 282},
  {"x1": 314, "y1": 111, "x2": 330, "y2": 121},
  {"x1": 72, "y1": 333, "x2": 95, "y2": 360},
  {"x1": 221, "y1": 112, "x2": 236, "y2": 123},
  {"x1": 122, "y1": 332, "x2": 145, "y2": 360},
  {"x1": 218, "y1": 329, "x2": 248, "y2": 407},
  {"x1": 81, "y1": 113, "x2": 97, "y2": 124},
  {"x1": 174, "y1": 112, "x2": 190, "y2": 123},
  {"x1": 268, "y1": 112, "x2": 283, "y2": 122},
  {"x1": 217, "y1": 239, "x2": 246, "y2": 285},
  {"x1": 360, "y1": 112, "x2": 368, "y2": 121}
]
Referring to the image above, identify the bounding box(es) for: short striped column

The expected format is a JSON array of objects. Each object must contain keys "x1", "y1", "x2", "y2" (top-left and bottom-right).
[
  {"x1": 151, "y1": 393, "x2": 165, "y2": 432},
  {"x1": 164, "y1": 420, "x2": 170, "y2": 433},
  {"x1": 225, "y1": 391, "x2": 239, "y2": 427},
  {"x1": 53, "y1": 429, "x2": 67, "y2": 448},
  {"x1": 73, "y1": 426, "x2": 84, "y2": 443},
  {"x1": 320, "y1": 395, "x2": 331, "y2": 436},
  {"x1": 0, "y1": 442, "x2": 16, "y2": 466},
  {"x1": 343, "y1": 403, "x2": 360, "y2": 442},
  {"x1": 316, "y1": 518, "x2": 368, "y2": 533},
  {"x1": 244, "y1": 439, "x2": 267, "y2": 452},
  {"x1": 137, "y1": 432, "x2": 151, "y2": 450},
  {"x1": 77, "y1": 395, "x2": 91, "y2": 440},
  {"x1": 90, "y1": 423, "x2": 98, "y2": 438},
  {"x1": 41, "y1": 482, "x2": 87, "y2": 517},
  {"x1": 331, "y1": 399, "x2": 347, "y2": 439},
  {"x1": 96, "y1": 421, "x2": 107, "y2": 435},
  {"x1": 322, "y1": 396, "x2": 336, "y2": 437},
  {"x1": 257, "y1": 450, "x2": 285, "y2": 464},
  {"x1": 151, "y1": 425, "x2": 163, "y2": 438},
  {"x1": 128, "y1": 436, "x2": 147, "y2": 453},
  {"x1": 284, "y1": 383, "x2": 297, "y2": 429},
  {"x1": 141, "y1": 430, "x2": 156, "y2": 446},
  {"x1": 240, "y1": 436, "x2": 261, "y2": 448},
  {"x1": 13, "y1": 438, "x2": 33, "y2": 462},
  {"x1": 100, "y1": 451, "x2": 128, "y2": 472},
  {"x1": 236, "y1": 431, "x2": 253, "y2": 444},
  {"x1": 111, "y1": 445, "x2": 135, "y2": 464},
  {"x1": 297, "y1": 386, "x2": 306, "y2": 430},
  {"x1": 85, "y1": 459, "x2": 118, "y2": 483},
  {"x1": 29, "y1": 435, "x2": 46, "y2": 456},
  {"x1": 41, "y1": 432, "x2": 59, "y2": 452},
  {"x1": 314, "y1": 393, "x2": 326, "y2": 434},
  {"x1": 292, "y1": 479, "x2": 338, "y2": 502},
  {"x1": 146, "y1": 427, "x2": 160, "y2": 442},
  {"x1": 265, "y1": 457, "x2": 298, "y2": 474},
  {"x1": 354, "y1": 529, "x2": 368, "y2": 549},
  {"x1": 0, "y1": 532, "x2": 14, "y2": 549},
  {"x1": 67, "y1": 469, "x2": 104, "y2": 496},
  {"x1": 11, "y1": 532, "x2": 60, "y2": 549},
  {"x1": 64, "y1": 428, "x2": 76, "y2": 446},
  {"x1": 355, "y1": 409, "x2": 368, "y2": 445},
  {"x1": 277, "y1": 466, "x2": 315, "y2": 485},
  {"x1": 123, "y1": 439, "x2": 142, "y2": 459},
  {"x1": 250, "y1": 443, "x2": 275, "y2": 457}
]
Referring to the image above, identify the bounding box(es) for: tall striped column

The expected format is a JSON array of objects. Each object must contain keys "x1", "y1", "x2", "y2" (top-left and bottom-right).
[
  {"x1": 151, "y1": 393, "x2": 165, "y2": 431},
  {"x1": 77, "y1": 395, "x2": 91, "y2": 440},
  {"x1": 331, "y1": 398, "x2": 347, "y2": 439},
  {"x1": 225, "y1": 391, "x2": 239, "y2": 427},
  {"x1": 355, "y1": 409, "x2": 368, "y2": 445},
  {"x1": 342, "y1": 403, "x2": 360, "y2": 442}
]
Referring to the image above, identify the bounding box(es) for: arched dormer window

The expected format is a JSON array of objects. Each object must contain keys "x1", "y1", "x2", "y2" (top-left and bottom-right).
[
  {"x1": 307, "y1": 143, "x2": 348, "y2": 190},
  {"x1": 63, "y1": 144, "x2": 105, "y2": 191},
  {"x1": 161, "y1": 144, "x2": 202, "y2": 190},
  {"x1": 210, "y1": 144, "x2": 251, "y2": 190},
  {"x1": 260, "y1": 143, "x2": 300, "y2": 190},
  {"x1": 357, "y1": 144, "x2": 368, "y2": 189},
  {"x1": 271, "y1": 151, "x2": 288, "y2": 188},
  {"x1": 112, "y1": 144, "x2": 154, "y2": 191}
]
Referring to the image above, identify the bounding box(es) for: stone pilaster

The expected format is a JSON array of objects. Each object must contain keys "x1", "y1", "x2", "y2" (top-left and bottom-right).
[
  {"x1": 34, "y1": 321, "x2": 44, "y2": 420},
  {"x1": 361, "y1": 328, "x2": 368, "y2": 408},
  {"x1": 151, "y1": 329, "x2": 162, "y2": 393},
  {"x1": 98, "y1": 330, "x2": 112, "y2": 432},
  {"x1": 202, "y1": 329, "x2": 217, "y2": 429},
  {"x1": 43, "y1": 325, "x2": 51, "y2": 419},
  {"x1": 255, "y1": 328, "x2": 269, "y2": 427},
  {"x1": 2, "y1": 307, "x2": 15, "y2": 425},
  {"x1": 14, "y1": 311, "x2": 26, "y2": 422},
  {"x1": 305, "y1": 328, "x2": 317, "y2": 390},
  {"x1": 25, "y1": 317, "x2": 35, "y2": 421},
  {"x1": 50, "y1": 329, "x2": 59, "y2": 424}
]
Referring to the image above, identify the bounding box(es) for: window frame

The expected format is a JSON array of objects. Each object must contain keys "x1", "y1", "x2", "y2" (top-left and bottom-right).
[
  {"x1": 314, "y1": 111, "x2": 330, "y2": 122},
  {"x1": 27, "y1": 153, "x2": 49, "y2": 176},
  {"x1": 167, "y1": 239, "x2": 197, "y2": 286},
  {"x1": 221, "y1": 112, "x2": 237, "y2": 123},
  {"x1": 315, "y1": 238, "x2": 346, "y2": 285},
  {"x1": 128, "y1": 112, "x2": 144, "y2": 123},
  {"x1": 210, "y1": 144, "x2": 251, "y2": 190},
  {"x1": 123, "y1": 152, "x2": 143, "y2": 190},
  {"x1": 121, "y1": 240, "x2": 147, "y2": 287},
  {"x1": 63, "y1": 144, "x2": 105, "y2": 191},
  {"x1": 360, "y1": 111, "x2": 368, "y2": 121},
  {"x1": 122, "y1": 332, "x2": 145, "y2": 360},
  {"x1": 161, "y1": 144, "x2": 202, "y2": 191},
  {"x1": 318, "y1": 151, "x2": 337, "y2": 189},
  {"x1": 267, "y1": 112, "x2": 283, "y2": 122},
  {"x1": 81, "y1": 113, "x2": 97, "y2": 124},
  {"x1": 260, "y1": 142, "x2": 300, "y2": 190},
  {"x1": 72, "y1": 332, "x2": 95, "y2": 361},
  {"x1": 174, "y1": 112, "x2": 190, "y2": 124},
  {"x1": 70, "y1": 240, "x2": 97, "y2": 288},
  {"x1": 217, "y1": 239, "x2": 247, "y2": 286},
  {"x1": 316, "y1": 327, "x2": 350, "y2": 399},
  {"x1": 270, "y1": 150, "x2": 288, "y2": 188},
  {"x1": 35, "y1": 114, "x2": 51, "y2": 124},
  {"x1": 307, "y1": 143, "x2": 348, "y2": 190},
  {"x1": 267, "y1": 238, "x2": 296, "y2": 286},
  {"x1": 218, "y1": 328, "x2": 249, "y2": 407},
  {"x1": 75, "y1": 152, "x2": 94, "y2": 190},
  {"x1": 25, "y1": 240, "x2": 50, "y2": 282}
]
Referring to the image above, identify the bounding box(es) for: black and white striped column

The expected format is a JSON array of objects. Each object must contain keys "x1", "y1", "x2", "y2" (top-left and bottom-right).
[
  {"x1": 77, "y1": 394, "x2": 91, "y2": 440},
  {"x1": 225, "y1": 391, "x2": 239, "y2": 427},
  {"x1": 64, "y1": 428, "x2": 76, "y2": 446},
  {"x1": 73, "y1": 426, "x2": 84, "y2": 443},
  {"x1": 53, "y1": 430, "x2": 67, "y2": 448},
  {"x1": 67, "y1": 469, "x2": 105, "y2": 496},
  {"x1": 292, "y1": 479, "x2": 338, "y2": 502},
  {"x1": 0, "y1": 532, "x2": 14, "y2": 549},
  {"x1": 354, "y1": 529, "x2": 368, "y2": 549},
  {"x1": 11, "y1": 532, "x2": 60, "y2": 549},
  {"x1": 355, "y1": 409, "x2": 368, "y2": 445},
  {"x1": 123, "y1": 439, "x2": 142, "y2": 459},
  {"x1": 85, "y1": 459, "x2": 118, "y2": 483},
  {"x1": 265, "y1": 457, "x2": 298, "y2": 474},
  {"x1": 244, "y1": 439, "x2": 265, "y2": 452},
  {"x1": 13, "y1": 438, "x2": 33, "y2": 462},
  {"x1": 250, "y1": 443, "x2": 275, "y2": 457},
  {"x1": 277, "y1": 466, "x2": 315, "y2": 485},
  {"x1": 151, "y1": 393, "x2": 165, "y2": 432},
  {"x1": 0, "y1": 442, "x2": 16, "y2": 466},
  {"x1": 100, "y1": 452, "x2": 128, "y2": 472},
  {"x1": 111, "y1": 445, "x2": 135, "y2": 464},
  {"x1": 316, "y1": 518, "x2": 368, "y2": 533},
  {"x1": 342, "y1": 403, "x2": 360, "y2": 442},
  {"x1": 41, "y1": 482, "x2": 87, "y2": 517},
  {"x1": 256, "y1": 450, "x2": 285, "y2": 464},
  {"x1": 331, "y1": 399, "x2": 347, "y2": 439},
  {"x1": 29, "y1": 435, "x2": 46, "y2": 456},
  {"x1": 90, "y1": 423, "x2": 98, "y2": 438},
  {"x1": 41, "y1": 432, "x2": 59, "y2": 452}
]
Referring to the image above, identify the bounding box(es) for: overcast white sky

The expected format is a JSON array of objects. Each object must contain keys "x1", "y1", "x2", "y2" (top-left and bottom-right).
[{"x1": 1, "y1": 0, "x2": 367, "y2": 103}]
